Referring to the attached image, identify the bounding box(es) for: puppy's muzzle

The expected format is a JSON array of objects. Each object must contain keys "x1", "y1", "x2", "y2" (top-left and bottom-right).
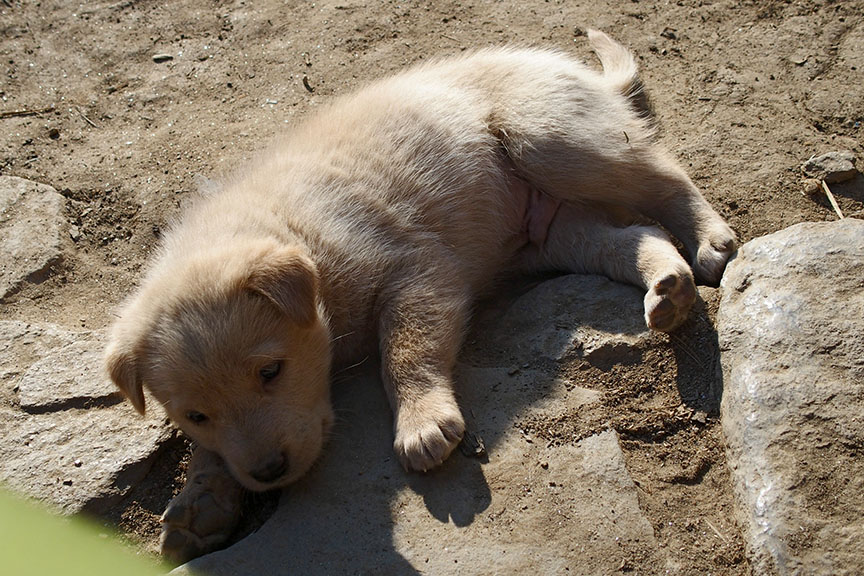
[{"x1": 250, "y1": 452, "x2": 289, "y2": 484}]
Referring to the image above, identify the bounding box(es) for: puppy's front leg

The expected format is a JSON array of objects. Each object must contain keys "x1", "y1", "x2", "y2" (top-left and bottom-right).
[
  {"x1": 377, "y1": 275, "x2": 469, "y2": 472},
  {"x1": 160, "y1": 447, "x2": 244, "y2": 563}
]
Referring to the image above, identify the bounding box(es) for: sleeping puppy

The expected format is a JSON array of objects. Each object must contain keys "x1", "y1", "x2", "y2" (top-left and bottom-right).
[{"x1": 104, "y1": 30, "x2": 736, "y2": 561}]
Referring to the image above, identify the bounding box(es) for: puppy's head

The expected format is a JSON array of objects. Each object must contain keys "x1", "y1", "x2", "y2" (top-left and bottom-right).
[{"x1": 105, "y1": 239, "x2": 334, "y2": 491}]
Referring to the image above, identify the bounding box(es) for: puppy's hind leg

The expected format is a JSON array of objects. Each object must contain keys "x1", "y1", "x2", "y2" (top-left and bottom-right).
[
  {"x1": 160, "y1": 447, "x2": 244, "y2": 564},
  {"x1": 491, "y1": 33, "x2": 736, "y2": 284},
  {"x1": 588, "y1": 30, "x2": 737, "y2": 285},
  {"x1": 517, "y1": 203, "x2": 697, "y2": 332},
  {"x1": 502, "y1": 129, "x2": 735, "y2": 286},
  {"x1": 621, "y1": 155, "x2": 737, "y2": 287}
]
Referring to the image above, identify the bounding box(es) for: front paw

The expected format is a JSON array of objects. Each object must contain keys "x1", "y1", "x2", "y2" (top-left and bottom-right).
[
  {"x1": 393, "y1": 389, "x2": 465, "y2": 472},
  {"x1": 160, "y1": 453, "x2": 244, "y2": 564},
  {"x1": 644, "y1": 268, "x2": 697, "y2": 332}
]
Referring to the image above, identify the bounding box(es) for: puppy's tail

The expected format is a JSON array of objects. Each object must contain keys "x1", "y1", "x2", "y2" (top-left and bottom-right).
[{"x1": 587, "y1": 29, "x2": 656, "y2": 125}]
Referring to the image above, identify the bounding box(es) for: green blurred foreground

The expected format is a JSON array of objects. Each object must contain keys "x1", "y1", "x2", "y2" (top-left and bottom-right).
[{"x1": 0, "y1": 488, "x2": 164, "y2": 575}]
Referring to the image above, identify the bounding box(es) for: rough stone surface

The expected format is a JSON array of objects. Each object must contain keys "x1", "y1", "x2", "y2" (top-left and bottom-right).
[
  {"x1": 0, "y1": 176, "x2": 68, "y2": 299},
  {"x1": 489, "y1": 275, "x2": 655, "y2": 367},
  {"x1": 0, "y1": 320, "x2": 173, "y2": 514},
  {"x1": 800, "y1": 150, "x2": 858, "y2": 183},
  {"x1": 177, "y1": 374, "x2": 652, "y2": 576},
  {"x1": 1, "y1": 321, "x2": 116, "y2": 410},
  {"x1": 718, "y1": 218, "x2": 864, "y2": 576},
  {"x1": 176, "y1": 275, "x2": 657, "y2": 575}
]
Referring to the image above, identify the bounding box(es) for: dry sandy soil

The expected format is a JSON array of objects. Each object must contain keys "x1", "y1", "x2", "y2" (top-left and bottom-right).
[{"x1": 2, "y1": 0, "x2": 863, "y2": 574}]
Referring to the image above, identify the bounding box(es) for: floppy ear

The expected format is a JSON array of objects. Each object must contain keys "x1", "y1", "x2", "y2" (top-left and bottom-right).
[
  {"x1": 104, "y1": 328, "x2": 147, "y2": 415},
  {"x1": 245, "y1": 247, "x2": 320, "y2": 327}
]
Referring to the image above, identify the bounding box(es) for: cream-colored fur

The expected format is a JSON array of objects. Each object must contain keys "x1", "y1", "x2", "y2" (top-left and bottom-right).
[{"x1": 105, "y1": 30, "x2": 735, "y2": 560}]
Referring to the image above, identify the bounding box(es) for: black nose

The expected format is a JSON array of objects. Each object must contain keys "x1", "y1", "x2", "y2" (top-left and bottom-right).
[{"x1": 250, "y1": 452, "x2": 289, "y2": 484}]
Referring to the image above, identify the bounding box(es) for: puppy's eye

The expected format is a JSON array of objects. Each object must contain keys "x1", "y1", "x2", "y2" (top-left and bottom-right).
[
  {"x1": 259, "y1": 360, "x2": 282, "y2": 384},
  {"x1": 186, "y1": 411, "x2": 209, "y2": 424}
]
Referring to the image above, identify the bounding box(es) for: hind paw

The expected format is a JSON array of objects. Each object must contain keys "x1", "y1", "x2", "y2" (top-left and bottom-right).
[
  {"x1": 693, "y1": 227, "x2": 737, "y2": 286},
  {"x1": 644, "y1": 269, "x2": 697, "y2": 332}
]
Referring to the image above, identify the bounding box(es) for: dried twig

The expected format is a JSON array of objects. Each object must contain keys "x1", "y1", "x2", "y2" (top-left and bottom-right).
[
  {"x1": 77, "y1": 0, "x2": 134, "y2": 15},
  {"x1": 703, "y1": 518, "x2": 730, "y2": 545},
  {"x1": 821, "y1": 180, "x2": 844, "y2": 219},
  {"x1": 670, "y1": 333, "x2": 704, "y2": 369},
  {"x1": 458, "y1": 430, "x2": 486, "y2": 458},
  {"x1": 0, "y1": 106, "x2": 55, "y2": 119},
  {"x1": 76, "y1": 106, "x2": 100, "y2": 128}
]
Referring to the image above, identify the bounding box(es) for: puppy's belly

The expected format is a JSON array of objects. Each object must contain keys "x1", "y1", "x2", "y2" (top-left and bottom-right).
[
  {"x1": 501, "y1": 164, "x2": 562, "y2": 256},
  {"x1": 523, "y1": 184, "x2": 562, "y2": 248}
]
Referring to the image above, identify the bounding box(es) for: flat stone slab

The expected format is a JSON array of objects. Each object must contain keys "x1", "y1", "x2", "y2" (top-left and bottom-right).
[
  {"x1": 0, "y1": 320, "x2": 173, "y2": 514},
  {"x1": 178, "y1": 275, "x2": 657, "y2": 575},
  {"x1": 0, "y1": 403, "x2": 173, "y2": 514},
  {"x1": 179, "y1": 372, "x2": 653, "y2": 575},
  {"x1": 718, "y1": 219, "x2": 864, "y2": 575},
  {"x1": 487, "y1": 274, "x2": 654, "y2": 366},
  {"x1": 0, "y1": 176, "x2": 68, "y2": 299},
  {"x1": 1, "y1": 320, "x2": 115, "y2": 410}
]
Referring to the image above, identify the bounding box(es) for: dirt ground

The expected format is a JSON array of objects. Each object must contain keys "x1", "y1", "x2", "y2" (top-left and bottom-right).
[{"x1": 2, "y1": 0, "x2": 862, "y2": 574}]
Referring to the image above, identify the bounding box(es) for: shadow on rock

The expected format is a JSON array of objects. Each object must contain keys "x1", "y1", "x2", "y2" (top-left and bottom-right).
[{"x1": 405, "y1": 456, "x2": 491, "y2": 528}]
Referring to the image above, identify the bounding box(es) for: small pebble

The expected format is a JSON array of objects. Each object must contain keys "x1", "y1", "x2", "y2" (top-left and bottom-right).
[
  {"x1": 801, "y1": 178, "x2": 822, "y2": 197},
  {"x1": 152, "y1": 53, "x2": 174, "y2": 63},
  {"x1": 302, "y1": 75, "x2": 315, "y2": 93},
  {"x1": 459, "y1": 431, "x2": 487, "y2": 458}
]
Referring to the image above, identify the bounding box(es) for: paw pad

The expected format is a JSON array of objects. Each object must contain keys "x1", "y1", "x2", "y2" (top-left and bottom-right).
[{"x1": 644, "y1": 270, "x2": 696, "y2": 332}]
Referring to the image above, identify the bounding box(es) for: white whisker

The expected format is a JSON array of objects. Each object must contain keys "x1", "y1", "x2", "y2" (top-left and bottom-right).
[
  {"x1": 330, "y1": 331, "x2": 355, "y2": 343},
  {"x1": 333, "y1": 355, "x2": 369, "y2": 375}
]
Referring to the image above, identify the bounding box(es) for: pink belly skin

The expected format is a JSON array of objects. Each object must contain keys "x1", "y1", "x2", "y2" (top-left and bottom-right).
[{"x1": 512, "y1": 175, "x2": 561, "y2": 248}]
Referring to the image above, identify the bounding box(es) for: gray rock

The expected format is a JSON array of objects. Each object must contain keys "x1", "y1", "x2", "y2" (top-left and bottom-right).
[
  {"x1": 0, "y1": 403, "x2": 173, "y2": 514},
  {"x1": 718, "y1": 219, "x2": 864, "y2": 576},
  {"x1": 177, "y1": 275, "x2": 656, "y2": 574},
  {"x1": 0, "y1": 321, "x2": 116, "y2": 410},
  {"x1": 0, "y1": 176, "x2": 68, "y2": 299},
  {"x1": 0, "y1": 320, "x2": 173, "y2": 514},
  {"x1": 801, "y1": 150, "x2": 858, "y2": 183},
  {"x1": 179, "y1": 370, "x2": 651, "y2": 575}
]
